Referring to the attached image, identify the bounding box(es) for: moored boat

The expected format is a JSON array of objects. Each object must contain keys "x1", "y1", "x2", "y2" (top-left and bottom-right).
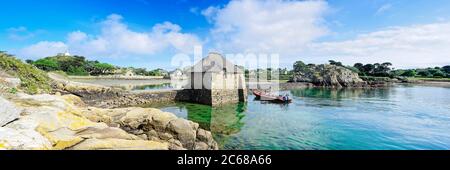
[{"x1": 252, "y1": 90, "x2": 292, "y2": 103}]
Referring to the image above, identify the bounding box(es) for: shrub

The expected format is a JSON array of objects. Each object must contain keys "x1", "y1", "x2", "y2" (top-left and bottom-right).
[
  {"x1": 0, "y1": 52, "x2": 51, "y2": 94},
  {"x1": 33, "y1": 58, "x2": 59, "y2": 71},
  {"x1": 67, "y1": 66, "x2": 89, "y2": 76},
  {"x1": 400, "y1": 70, "x2": 416, "y2": 77}
]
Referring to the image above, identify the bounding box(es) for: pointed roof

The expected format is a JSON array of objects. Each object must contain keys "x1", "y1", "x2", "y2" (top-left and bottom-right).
[{"x1": 188, "y1": 52, "x2": 244, "y2": 73}]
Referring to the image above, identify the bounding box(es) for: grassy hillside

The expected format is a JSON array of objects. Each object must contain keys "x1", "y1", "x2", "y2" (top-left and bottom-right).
[{"x1": 0, "y1": 52, "x2": 51, "y2": 94}]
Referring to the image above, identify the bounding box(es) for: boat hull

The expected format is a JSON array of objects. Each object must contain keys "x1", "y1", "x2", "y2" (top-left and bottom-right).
[{"x1": 252, "y1": 90, "x2": 292, "y2": 103}]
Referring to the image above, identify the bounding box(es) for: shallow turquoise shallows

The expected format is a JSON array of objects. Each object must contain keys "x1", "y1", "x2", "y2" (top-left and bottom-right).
[{"x1": 150, "y1": 84, "x2": 450, "y2": 150}]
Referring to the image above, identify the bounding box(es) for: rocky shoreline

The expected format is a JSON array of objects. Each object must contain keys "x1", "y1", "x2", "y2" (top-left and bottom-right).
[{"x1": 0, "y1": 72, "x2": 218, "y2": 150}]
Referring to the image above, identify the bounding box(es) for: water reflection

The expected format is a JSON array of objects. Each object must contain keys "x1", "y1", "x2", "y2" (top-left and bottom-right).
[
  {"x1": 156, "y1": 102, "x2": 247, "y2": 147},
  {"x1": 131, "y1": 83, "x2": 172, "y2": 90},
  {"x1": 126, "y1": 79, "x2": 187, "y2": 91},
  {"x1": 289, "y1": 87, "x2": 393, "y2": 99},
  {"x1": 153, "y1": 85, "x2": 450, "y2": 150}
]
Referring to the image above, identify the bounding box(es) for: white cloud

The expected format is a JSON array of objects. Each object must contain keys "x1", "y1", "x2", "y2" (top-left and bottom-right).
[
  {"x1": 375, "y1": 4, "x2": 392, "y2": 16},
  {"x1": 202, "y1": 0, "x2": 450, "y2": 68},
  {"x1": 67, "y1": 31, "x2": 88, "y2": 43},
  {"x1": 306, "y1": 22, "x2": 450, "y2": 68},
  {"x1": 7, "y1": 26, "x2": 36, "y2": 41},
  {"x1": 20, "y1": 41, "x2": 68, "y2": 59},
  {"x1": 19, "y1": 14, "x2": 202, "y2": 59},
  {"x1": 201, "y1": 6, "x2": 221, "y2": 23},
  {"x1": 205, "y1": 0, "x2": 329, "y2": 55}
]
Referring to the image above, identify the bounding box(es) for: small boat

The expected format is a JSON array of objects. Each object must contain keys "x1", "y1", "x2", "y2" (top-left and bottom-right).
[{"x1": 252, "y1": 90, "x2": 292, "y2": 103}]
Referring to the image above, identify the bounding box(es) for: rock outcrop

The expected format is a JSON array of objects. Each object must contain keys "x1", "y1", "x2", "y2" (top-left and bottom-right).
[
  {"x1": 0, "y1": 92, "x2": 217, "y2": 150},
  {"x1": 49, "y1": 73, "x2": 180, "y2": 108},
  {"x1": 49, "y1": 72, "x2": 124, "y2": 102},
  {"x1": 290, "y1": 64, "x2": 367, "y2": 87},
  {"x1": 0, "y1": 93, "x2": 170, "y2": 150},
  {"x1": 0, "y1": 97, "x2": 21, "y2": 126},
  {"x1": 80, "y1": 107, "x2": 218, "y2": 150},
  {"x1": 1, "y1": 58, "x2": 219, "y2": 150}
]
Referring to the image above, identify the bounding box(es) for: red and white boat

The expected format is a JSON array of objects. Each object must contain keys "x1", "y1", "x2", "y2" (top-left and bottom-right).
[{"x1": 252, "y1": 90, "x2": 292, "y2": 103}]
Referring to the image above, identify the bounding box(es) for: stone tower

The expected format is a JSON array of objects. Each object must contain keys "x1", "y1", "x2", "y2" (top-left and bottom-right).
[{"x1": 183, "y1": 52, "x2": 247, "y2": 106}]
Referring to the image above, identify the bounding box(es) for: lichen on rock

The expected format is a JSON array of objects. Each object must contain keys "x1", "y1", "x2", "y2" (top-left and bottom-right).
[
  {"x1": 1, "y1": 59, "x2": 219, "y2": 150},
  {"x1": 0, "y1": 88, "x2": 217, "y2": 150}
]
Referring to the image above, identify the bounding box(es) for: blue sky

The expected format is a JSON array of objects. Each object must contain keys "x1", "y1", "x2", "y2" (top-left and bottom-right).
[{"x1": 1, "y1": 0, "x2": 450, "y2": 69}]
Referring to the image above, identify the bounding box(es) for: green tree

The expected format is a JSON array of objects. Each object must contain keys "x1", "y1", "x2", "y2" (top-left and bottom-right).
[
  {"x1": 362, "y1": 64, "x2": 375, "y2": 75},
  {"x1": 90, "y1": 63, "x2": 115, "y2": 75},
  {"x1": 417, "y1": 70, "x2": 432, "y2": 77},
  {"x1": 133, "y1": 68, "x2": 148, "y2": 76},
  {"x1": 442, "y1": 65, "x2": 450, "y2": 74},
  {"x1": 293, "y1": 61, "x2": 308, "y2": 73},
  {"x1": 67, "y1": 66, "x2": 89, "y2": 76},
  {"x1": 329, "y1": 60, "x2": 343, "y2": 66},
  {"x1": 33, "y1": 58, "x2": 59, "y2": 71},
  {"x1": 400, "y1": 70, "x2": 416, "y2": 77},
  {"x1": 432, "y1": 70, "x2": 445, "y2": 78},
  {"x1": 354, "y1": 63, "x2": 364, "y2": 71}
]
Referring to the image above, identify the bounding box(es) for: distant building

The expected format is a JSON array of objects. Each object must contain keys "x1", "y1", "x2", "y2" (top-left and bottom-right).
[
  {"x1": 155, "y1": 68, "x2": 169, "y2": 78},
  {"x1": 170, "y1": 69, "x2": 187, "y2": 80},
  {"x1": 57, "y1": 50, "x2": 71, "y2": 56},
  {"x1": 124, "y1": 69, "x2": 135, "y2": 77},
  {"x1": 182, "y1": 52, "x2": 247, "y2": 106}
]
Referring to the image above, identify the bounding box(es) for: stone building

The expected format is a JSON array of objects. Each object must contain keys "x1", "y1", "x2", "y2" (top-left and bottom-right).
[{"x1": 182, "y1": 52, "x2": 247, "y2": 106}]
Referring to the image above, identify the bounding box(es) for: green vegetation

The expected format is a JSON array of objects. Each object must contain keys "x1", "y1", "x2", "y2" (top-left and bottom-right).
[
  {"x1": 245, "y1": 68, "x2": 292, "y2": 80},
  {"x1": 0, "y1": 52, "x2": 52, "y2": 94},
  {"x1": 9, "y1": 87, "x2": 17, "y2": 94},
  {"x1": 406, "y1": 77, "x2": 450, "y2": 82},
  {"x1": 28, "y1": 55, "x2": 169, "y2": 77},
  {"x1": 390, "y1": 67, "x2": 450, "y2": 79},
  {"x1": 292, "y1": 59, "x2": 450, "y2": 82},
  {"x1": 353, "y1": 62, "x2": 393, "y2": 77},
  {"x1": 131, "y1": 68, "x2": 169, "y2": 77},
  {"x1": 28, "y1": 55, "x2": 116, "y2": 76}
]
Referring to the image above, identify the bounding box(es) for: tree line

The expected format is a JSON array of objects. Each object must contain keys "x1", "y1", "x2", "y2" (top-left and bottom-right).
[
  {"x1": 26, "y1": 55, "x2": 169, "y2": 76},
  {"x1": 26, "y1": 55, "x2": 115, "y2": 76},
  {"x1": 292, "y1": 60, "x2": 450, "y2": 78}
]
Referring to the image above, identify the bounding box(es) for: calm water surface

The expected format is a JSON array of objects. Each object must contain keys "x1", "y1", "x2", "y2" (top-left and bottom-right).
[{"x1": 150, "y1": 84, "x2": 450, "y2": 150}]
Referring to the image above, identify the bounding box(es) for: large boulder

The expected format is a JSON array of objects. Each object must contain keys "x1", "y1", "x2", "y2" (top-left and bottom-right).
[
  {"x1": 69, "y1": 138, "x2": 168, "y2": 150},
  {"x1": 291, "y1": 64, "x2": 366, "y2": 87},
  {"x1": 80, "y1": 107, "x2": 219, "y2": 150},
  {"x1": 0, "y1": 93, "x2": 169, "y2": 150},
  {"x1": 167, "y1": 118, "x2": 197, "y2": 149},
  {"x1": 0, "y1": 78, "x2": 218, "y2": 150},
  {"x1": 49, "y1": 72, "x2": 124, "y2": 102}
]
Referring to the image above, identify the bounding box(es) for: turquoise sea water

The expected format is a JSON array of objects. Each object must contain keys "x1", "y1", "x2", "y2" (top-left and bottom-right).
[{"x1": 152, "y1": 84, "x2": 450, "y2": 150}]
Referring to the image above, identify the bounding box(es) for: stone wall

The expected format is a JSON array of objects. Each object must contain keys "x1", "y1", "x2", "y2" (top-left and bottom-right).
[
  {"x1": 211, "y1": 89, "x2": 242, "y2": 106},
  {"x1": 86, "y1": 90, "x2": 186, "y2": 108},
  {"x1": 176, "y1": 89, "x2": 212, "y2": 105},
  {"x1": 52, "y1": 71, "x2": 247, "y2": 108}
]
